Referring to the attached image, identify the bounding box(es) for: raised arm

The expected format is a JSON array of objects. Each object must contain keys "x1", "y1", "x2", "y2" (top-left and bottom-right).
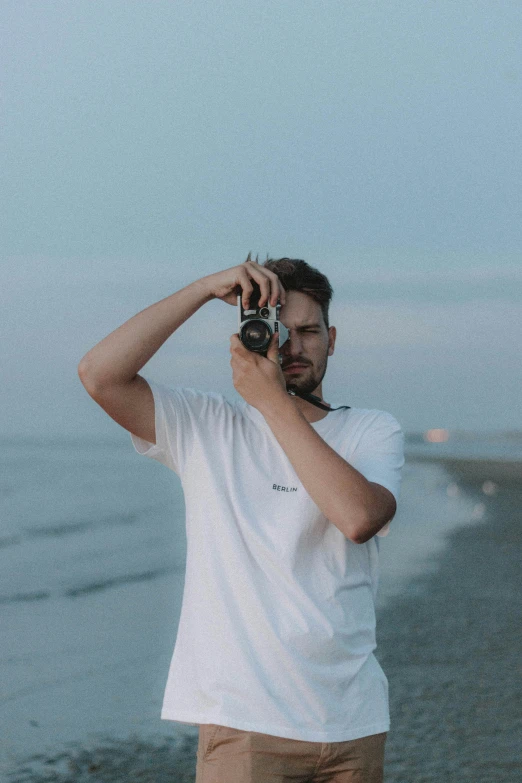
[{"x1": 77, "y1": 257, "x2": 285, "y2": 443}]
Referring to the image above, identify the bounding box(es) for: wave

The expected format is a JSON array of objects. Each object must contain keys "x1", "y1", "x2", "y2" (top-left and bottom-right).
[
  {"x1": 0, "y1": 563, "x2": 182, "y2": 606},
  {"x1": 15, "y1": 505, "x2": 165, "y2": 543}
]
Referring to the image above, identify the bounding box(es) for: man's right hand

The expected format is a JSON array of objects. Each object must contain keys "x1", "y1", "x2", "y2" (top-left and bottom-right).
[{"x1": 204, "y1": 253, "x2": 287, "y2": 309}]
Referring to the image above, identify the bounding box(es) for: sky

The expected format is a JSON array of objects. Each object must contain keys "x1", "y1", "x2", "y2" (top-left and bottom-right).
[{"x1": 2, "y1": 0, "x2": 521, "y2": 437}]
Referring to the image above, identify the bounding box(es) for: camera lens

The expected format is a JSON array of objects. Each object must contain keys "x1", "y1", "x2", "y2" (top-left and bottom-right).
[{"x1": 241, "y1": 320, "x2": 272, "y2": 351}]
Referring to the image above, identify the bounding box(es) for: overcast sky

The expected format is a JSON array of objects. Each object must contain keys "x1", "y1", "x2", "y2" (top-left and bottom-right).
[{"x1": 2, "y1": 0, "x2": 521, "y2": 438}]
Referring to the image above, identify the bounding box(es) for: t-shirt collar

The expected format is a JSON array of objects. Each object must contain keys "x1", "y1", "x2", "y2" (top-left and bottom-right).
[{"x1": 240, "y1": 398, "x2": 345, "y2": 432}]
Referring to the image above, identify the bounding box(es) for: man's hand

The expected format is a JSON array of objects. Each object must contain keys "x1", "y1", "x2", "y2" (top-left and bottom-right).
[
  {"x1": 230, "y1": 332, "x2": 288, "y2": 412},
  {"x1": 204, "y1": 254, "x2": 286, "y2": 308}
]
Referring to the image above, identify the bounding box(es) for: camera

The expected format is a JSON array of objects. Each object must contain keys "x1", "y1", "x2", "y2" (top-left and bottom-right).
[{"x1": 237, "y1": 281, "x2": 289, "y2": 357}]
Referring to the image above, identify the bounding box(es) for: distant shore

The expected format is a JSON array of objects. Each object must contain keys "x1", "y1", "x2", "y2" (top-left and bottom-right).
[{"x1": 407, "y1": 452, "x2": 522, "y2": 484}]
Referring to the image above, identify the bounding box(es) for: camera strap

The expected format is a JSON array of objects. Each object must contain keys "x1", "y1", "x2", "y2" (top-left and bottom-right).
[{"x1": 288, "y1": 390, "x2": 351, "y2": 412}]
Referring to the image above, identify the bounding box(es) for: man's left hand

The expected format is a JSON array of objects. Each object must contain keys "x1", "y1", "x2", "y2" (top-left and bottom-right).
[{"x1": 230, "y1": 333, "x2": 288, "y2": 412}]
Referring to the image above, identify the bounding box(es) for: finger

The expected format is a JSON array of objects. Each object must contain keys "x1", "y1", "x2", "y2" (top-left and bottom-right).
[
  {"x1": 244, "y1": 264, "x2": 283, "y2": 308},
  {"x1": 267, "y1": 332, "x2": 280, "y2": 363},
  {"x1": 262, "y1": 269, "x2": 284, "y2": 306},
  {"x1": 238, "y1": 271, "x2": 254, "y2": 309},
  {"x1": 244, "y1": 266, "x2": 271, "y2": 306},
  {"x1": 230, "y1": 333, "x2": 248, "y2": 355}
]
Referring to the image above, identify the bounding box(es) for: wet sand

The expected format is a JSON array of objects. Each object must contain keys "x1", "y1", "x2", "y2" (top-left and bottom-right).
[
  {"x1": 378, "y1": 465, "x2": 522, "y2": 782},
  {"x1": 7, "y1": 459, "x2": 521, "y2": 783}
]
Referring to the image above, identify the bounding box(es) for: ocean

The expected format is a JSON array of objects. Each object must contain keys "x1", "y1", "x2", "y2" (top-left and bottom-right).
[{"x1": 1, "y1": 431, "x2": 520, "y2": 771}]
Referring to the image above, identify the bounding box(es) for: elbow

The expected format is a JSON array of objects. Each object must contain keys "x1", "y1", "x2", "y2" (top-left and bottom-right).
[
  {"x1": 349, "y1": 527, "x2": 375, "y2": 545},
  {"x1": 331, "y1": 484, "x2": 398, "y2": 544},
  {"x1": 77, "y1": 357, "x2": 100, "y2": 397},
  {"x1": 335, "y1": 512, "x2": 372, "y2": 545},
  {"x1": 344, "y1": 512, "x2": 391, "y2": 545},
  {"x1": 77, "y1": 357, "x2": 90, "y2": 386},
  {"x1": 77, "y1": 357, "x2": 88, "y2": 381},
  {"x1": 347, "y1": 487, "x2": 397, "y2": 544}
]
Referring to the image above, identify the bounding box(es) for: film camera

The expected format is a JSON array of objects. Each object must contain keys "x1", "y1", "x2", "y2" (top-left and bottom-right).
[
  {"x1": 236, "y1": 280, "x2": 349, "y2": 413},
  {"x1": 237, "y1": 281, "x2": 289, "y2": 358}
]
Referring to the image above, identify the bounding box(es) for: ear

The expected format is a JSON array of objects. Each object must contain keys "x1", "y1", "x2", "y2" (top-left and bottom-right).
[{"x1": 328, "y1": 326, "x2": 336, "y2": 356}]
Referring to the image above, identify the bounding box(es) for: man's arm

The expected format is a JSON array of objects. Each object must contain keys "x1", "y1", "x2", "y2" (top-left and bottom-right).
[
  {"x1": 77, "y1": 279, "x2": 215, "y2": 443},
  {"x1": 78, "y1": 279, "x2": 215, "y2": 393},
  {"x1": 77, "y1": 258, "x2": 286, "y2": 443},
  {"x1": 260, "y1": 396, "x2": 397, "y2": 544}
]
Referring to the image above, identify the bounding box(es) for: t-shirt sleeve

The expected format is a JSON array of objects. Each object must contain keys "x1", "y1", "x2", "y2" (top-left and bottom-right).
[
  {"x1": 129, "y1": 378, "x2": 207, "y2": 476},
  {"x1": 348, "y1": 410, "x2": 405, "y2": 537}
]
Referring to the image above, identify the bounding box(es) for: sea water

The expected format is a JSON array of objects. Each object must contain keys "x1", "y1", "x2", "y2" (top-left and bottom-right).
[{"x1": 0, "y1": 432, "x2": 518, "y2": 769}]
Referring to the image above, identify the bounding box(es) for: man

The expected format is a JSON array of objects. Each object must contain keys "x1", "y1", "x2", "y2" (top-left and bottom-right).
[{"x1": 78, "y1": 255, "x2": 404, "y2": 783}]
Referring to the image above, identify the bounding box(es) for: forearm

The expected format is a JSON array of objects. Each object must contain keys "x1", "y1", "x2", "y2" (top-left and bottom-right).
[
  {"x1": 260, "y1": 395, "x2": 380, "y2": 542},
  {"x1": 78, "y1": 277, "x2": 215, "y2": 390}
]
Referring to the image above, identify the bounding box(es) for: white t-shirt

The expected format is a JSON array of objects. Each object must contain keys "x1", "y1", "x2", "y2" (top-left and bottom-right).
[{"x1": 130, "y1": 378, "x2": 404, "y2": 742}]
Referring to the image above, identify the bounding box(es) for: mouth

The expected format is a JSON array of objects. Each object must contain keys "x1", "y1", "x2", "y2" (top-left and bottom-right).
[{"x1": 283, "y1": 363, "x2": 309, "y2": 373}]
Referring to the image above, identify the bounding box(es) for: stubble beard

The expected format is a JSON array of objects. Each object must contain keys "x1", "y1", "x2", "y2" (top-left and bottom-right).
[{"x1": 285, "y1": 352, "x2": 328, "y2": 397}]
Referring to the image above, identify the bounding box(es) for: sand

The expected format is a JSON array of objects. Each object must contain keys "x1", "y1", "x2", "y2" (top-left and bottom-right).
[
  {"x1": 6, "y1": 459, "x2": 521, "y2": 783},
  {"x1": 378, "y1": 468, "x2": 522, "y2": 782}
]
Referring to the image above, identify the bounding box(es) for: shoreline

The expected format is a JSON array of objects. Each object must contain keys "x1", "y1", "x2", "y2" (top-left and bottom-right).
[
  {"x1": 377, "y1": 474, "x2": 522, "y2": 782},
  {"x1": 406, "y1": 453, "x2": 522, "y2": 484}
]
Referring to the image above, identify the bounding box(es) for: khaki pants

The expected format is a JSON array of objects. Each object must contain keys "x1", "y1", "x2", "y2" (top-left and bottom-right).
[{"x1": 196, "y1": 723, "x2": 386, "y2": 783}]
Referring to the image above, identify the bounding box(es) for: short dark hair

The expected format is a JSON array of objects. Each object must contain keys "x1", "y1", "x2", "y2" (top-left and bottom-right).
[{"x1": 260, "y1": 256, "x2": 334, "y2": 329}]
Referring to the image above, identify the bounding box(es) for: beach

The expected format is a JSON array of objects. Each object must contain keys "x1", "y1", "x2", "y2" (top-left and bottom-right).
[
  {"x1": 379, "y1": 460, "x2": 522, "y2": 782},
  {"x1": 2, "y1": 443, "x2": 521, "y2": 782}
]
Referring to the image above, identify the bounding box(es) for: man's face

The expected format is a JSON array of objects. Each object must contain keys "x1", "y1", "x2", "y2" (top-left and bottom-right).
[{"x1": 278, "y1": 291, "x2": 336, "y2": 397}]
